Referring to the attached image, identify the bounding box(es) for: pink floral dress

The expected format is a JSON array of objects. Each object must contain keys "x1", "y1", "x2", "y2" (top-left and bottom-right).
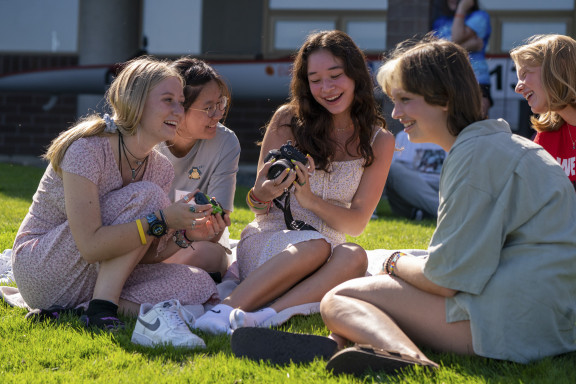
[{"x1": 12, "y1": 136, "x2": 218, "y2": 310}]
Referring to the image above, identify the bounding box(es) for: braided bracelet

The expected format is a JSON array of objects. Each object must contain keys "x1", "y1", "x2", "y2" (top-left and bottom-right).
[
  {"x1": 249, "y1": 188, "x2": 270, "y2": 204},
  {"x1": 246, "y1": 188, "x2": 271, "y2": 213},
  {"x1": 246, "y1": 191, "x2": 266, "y2": 210}
]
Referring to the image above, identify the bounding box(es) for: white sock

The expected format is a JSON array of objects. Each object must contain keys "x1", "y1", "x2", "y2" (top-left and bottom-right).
[
  {"x1": 231, "y1": 307, "x2": 277, "y2": 329},
  {"x1": 194, "y1": 304, "x2": 233, "y2": 334}
]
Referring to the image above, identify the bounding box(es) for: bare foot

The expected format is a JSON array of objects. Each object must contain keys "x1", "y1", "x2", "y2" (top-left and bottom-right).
[{"x1": 328, "y1": 332, "x2": 352, "y2": 350}]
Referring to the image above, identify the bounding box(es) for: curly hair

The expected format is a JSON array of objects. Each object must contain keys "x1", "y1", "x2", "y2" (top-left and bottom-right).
[{"x1": 283, "y1": 30, "x2": 386, "y2": 171}]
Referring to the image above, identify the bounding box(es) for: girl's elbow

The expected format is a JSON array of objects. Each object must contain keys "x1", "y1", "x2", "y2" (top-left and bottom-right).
[
  {"x1": 440, "y1": 287, "x2": 458, "y2": 297},
  {"x1": 77, "y1": 246, "x2": 99, "y2": 264}
]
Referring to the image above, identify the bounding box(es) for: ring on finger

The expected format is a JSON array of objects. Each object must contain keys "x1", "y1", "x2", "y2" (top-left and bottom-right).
[
  {"x1": 189, "y1": 205, "x2": 196, "y2": 213},
  {"x1": 191, "y1": 219, "x2": 197, "y2": 228},
  {"x1": 298, "y1": 181, "x2": 306, "y2": 186}
]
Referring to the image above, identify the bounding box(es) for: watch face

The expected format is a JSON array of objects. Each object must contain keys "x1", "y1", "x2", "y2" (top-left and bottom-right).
[{"x1": 150, "y1": 223, "x2": 166, "y2": 237}]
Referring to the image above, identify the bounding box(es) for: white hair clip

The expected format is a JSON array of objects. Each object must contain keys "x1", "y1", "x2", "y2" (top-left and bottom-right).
[{"x1": 103, "y1": 114, "x2": 118, "y2": 133}]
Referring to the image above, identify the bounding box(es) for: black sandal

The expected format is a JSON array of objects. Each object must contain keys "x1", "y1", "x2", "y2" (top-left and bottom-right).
[
  {"x1": 231, "y1": 327, "x2": 338, "y2": 366},
  {"x1": 326, "y1": 344, "x2": 439, "y2": 376}
]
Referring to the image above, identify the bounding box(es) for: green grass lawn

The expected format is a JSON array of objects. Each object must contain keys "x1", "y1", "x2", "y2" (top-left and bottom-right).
[{"x1": 1, "y1": 162, "x2": 575, "y2": 383}]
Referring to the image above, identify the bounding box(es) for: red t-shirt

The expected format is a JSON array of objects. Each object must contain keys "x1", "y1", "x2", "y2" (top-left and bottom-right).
[{"x1": 534, "y1": 122, "x2": 576, "y2": 190}]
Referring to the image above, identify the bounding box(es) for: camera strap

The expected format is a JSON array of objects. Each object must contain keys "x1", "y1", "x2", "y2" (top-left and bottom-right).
[{"x1": 273, "y1": 191, "x2": 317, "y2": 232}]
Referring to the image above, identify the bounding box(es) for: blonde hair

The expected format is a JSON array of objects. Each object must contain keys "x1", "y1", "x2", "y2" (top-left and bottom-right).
[
  {"x1": 44, "y1": 56, "x2": 183, "y2": 173},
  {"x1": 510, "y1": 34, "x2": 576, "y2": 132}
]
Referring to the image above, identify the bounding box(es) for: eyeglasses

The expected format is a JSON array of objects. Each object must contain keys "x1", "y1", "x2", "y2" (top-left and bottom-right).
[{"x1": 188, "y1": 96, "x2": 228, "y2": 118}]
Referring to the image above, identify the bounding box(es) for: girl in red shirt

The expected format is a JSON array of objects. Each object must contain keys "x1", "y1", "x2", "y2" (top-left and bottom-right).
[{"x1": 511, "y1": 34, "x2": 576, "y2": 189}]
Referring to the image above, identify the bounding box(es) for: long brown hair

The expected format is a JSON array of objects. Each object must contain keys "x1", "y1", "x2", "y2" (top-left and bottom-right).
[{"x1": 285, "y1": 30, "x2": 386, "y2": 171}]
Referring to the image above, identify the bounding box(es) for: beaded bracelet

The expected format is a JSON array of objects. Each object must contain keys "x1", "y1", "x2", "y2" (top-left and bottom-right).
[
  {"x1": 383, "y1": 251, "x2": 405, "y2": 276},
  {"x1": 173, "y1": 229, "x2": 194, "y2": 249}
]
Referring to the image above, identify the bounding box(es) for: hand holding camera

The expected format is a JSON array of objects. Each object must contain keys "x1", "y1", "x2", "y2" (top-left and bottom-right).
[
  {"x1": 179, "y1": 191, "x2": 229, "y2": 242},
  {"x1": 194, "y1": 192, "x2": 224, "y2": 214},
  {"x1": 263, "y1": 140, "x2": 308, "y2": 181}
]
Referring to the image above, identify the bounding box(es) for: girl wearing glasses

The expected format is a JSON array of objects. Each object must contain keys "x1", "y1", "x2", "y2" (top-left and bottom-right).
[
  {"x1": 195, "y1": 30, "x2": 395, "y2": 334},
  {"x1": 158, "y1": 57, "x2": 239, "y2": 279}
]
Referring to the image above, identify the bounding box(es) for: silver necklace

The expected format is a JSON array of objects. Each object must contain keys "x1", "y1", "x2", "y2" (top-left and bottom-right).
[{"x1": 119, "y1": 133, "x2": 149, "y2": 181}]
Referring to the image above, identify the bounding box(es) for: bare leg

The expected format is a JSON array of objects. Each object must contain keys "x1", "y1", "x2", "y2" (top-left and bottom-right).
[
  {"x1": 223, "y1": 239, "x2": 332, "y2": 311},
  {"x1": 118, "y1": 298, "x2": 141, "y2": 317},
  {"x1": 320, "y1": 275, "x2": 474, "y2": 363},
  {"x1": 92, "y1": 246, "x2": 149, "y2": 305},
  {"x1": 270, "y1": 243, "x2": 368, "y2": 311},
  {"x1": 163, "y1": 241, "x2": 229, "y2": 276}
]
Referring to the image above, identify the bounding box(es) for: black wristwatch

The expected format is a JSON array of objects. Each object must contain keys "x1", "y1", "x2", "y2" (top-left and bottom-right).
[{"x1": 146, "y1": 212, "x2": 167, "y2": 237}]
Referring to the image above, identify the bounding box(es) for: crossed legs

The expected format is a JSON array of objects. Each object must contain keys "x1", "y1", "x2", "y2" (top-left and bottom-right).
[
  {"x1": 320, "y1": 275, "x2": 474, "y2": 364},
  {"x1": 196, "y1": 239, "x2": 368, "y2": 333}
]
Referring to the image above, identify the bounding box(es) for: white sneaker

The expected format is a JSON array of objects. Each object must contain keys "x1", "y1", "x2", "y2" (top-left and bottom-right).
[{"x1": 131, "y1": 299, "x2": 206, "y2": 349}]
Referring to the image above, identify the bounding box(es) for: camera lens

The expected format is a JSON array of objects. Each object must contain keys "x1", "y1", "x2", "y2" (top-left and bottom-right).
[{"x1": 267, "y1": 159, "x2": 292, "y2": 180}]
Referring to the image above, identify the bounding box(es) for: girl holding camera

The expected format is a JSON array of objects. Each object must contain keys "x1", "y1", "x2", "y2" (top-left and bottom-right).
[{"x1": 195, "y1": 30, "x2": 395, "y2": 334}]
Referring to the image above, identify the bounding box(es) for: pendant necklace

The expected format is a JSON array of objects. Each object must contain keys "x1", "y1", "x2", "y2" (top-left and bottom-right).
[
  {"x1": 567, "y1": 124, "x2": 576, "y2": 150},
  {"x1": 118, "y1": 132, "x2": 149, "y2": 181}
]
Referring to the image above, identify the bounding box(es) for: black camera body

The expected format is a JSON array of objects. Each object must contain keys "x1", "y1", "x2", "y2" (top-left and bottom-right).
[
  {"x1": 263, "y1": 140, "x2": 308, "y2": 180},
  {"x1": 194, "y1": 192, "x2": 224, "y2": 214}
]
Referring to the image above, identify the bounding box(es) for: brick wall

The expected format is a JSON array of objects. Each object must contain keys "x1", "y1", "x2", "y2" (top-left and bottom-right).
[
  {"x1": 0, "y1": 55, "x2": 78, "y2": 160},
  {"x1": 225, "y1": 97, "x2": 285, "y2": 163},
  {"x1": 0, "y1": 55, "x2": 279, "y2": 164}
]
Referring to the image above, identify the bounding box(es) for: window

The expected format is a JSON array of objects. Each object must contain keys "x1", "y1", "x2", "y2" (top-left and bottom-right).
[
  {"x1": 274, "y1": 20, "x2": 336, "y2": 50},
  {"x1": 0, "y1": 0, "x2": 78, "y2": 53},
  {"x1": 501, "y1": 21, "x2": 567, "y2": 51},
  {"x1": 265, "y1": 1, "x2": 387, "y2": 57},
  {"x1": 143, "y1": 0, "x2": 202, "y2": 55}
]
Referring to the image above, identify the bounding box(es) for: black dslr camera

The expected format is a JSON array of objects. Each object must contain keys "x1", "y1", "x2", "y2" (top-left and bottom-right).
[{"x1": 263, "y1": 140, "x2": 308, "y2": 180}]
